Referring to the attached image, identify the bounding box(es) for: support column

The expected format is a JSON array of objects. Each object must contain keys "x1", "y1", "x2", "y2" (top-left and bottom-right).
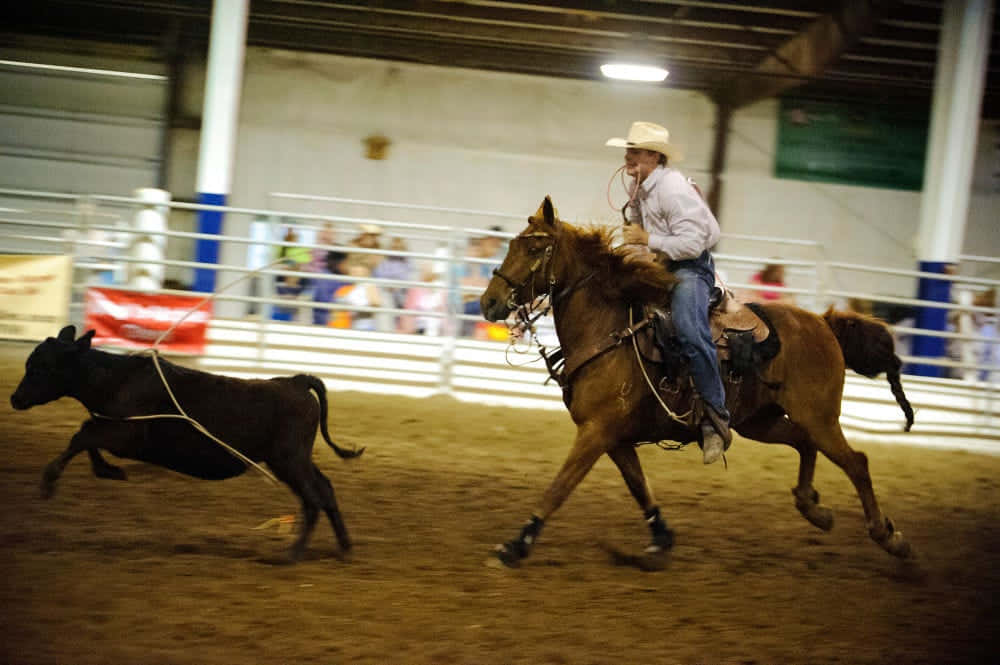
[
  {"x1": 193, "y1": 0, "x2": 249, "y2": 292},
  {"x1": 707, "y1": 102, "x2": 732, "y2": 221},
  {"x1": 912, "y1": 0, "x2": 992, "y2": 377}
]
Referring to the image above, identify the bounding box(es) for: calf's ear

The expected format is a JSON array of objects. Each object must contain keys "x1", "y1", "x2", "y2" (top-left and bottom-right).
[
  {"x1": 76, "y1": 329, "x2": 96, "y2": 351},
  {"x1": 57, "y1": 325, "x2": 76, "y2": 343}
]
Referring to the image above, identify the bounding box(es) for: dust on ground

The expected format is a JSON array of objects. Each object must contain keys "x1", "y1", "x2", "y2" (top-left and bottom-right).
[{"x1": 1, "y1": 341, "x2": 997, "y2": 665}]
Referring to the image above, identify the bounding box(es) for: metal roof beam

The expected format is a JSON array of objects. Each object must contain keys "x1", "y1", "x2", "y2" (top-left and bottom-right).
[{"x1": 714, "y1": 0, "x2": 898, "y2": 108}]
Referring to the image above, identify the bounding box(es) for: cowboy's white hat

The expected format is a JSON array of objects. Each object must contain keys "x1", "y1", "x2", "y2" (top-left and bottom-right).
[{"x1": 605, "y1": 121, "x2": 682, "y2": 162}]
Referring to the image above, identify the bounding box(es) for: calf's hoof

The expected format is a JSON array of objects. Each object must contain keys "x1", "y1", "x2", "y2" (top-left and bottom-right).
[
  {"x1": 94, "y1": 464, "x2": 127, "y2": 481},
  {"x1": 40, "y1": 466, "x2": 60, "y2": 499}
]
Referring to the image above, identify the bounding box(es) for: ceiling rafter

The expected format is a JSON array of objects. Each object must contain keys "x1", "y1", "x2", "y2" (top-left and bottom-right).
[{"x1": 4, "y1": 0, "x2": 998, "y2": 117}]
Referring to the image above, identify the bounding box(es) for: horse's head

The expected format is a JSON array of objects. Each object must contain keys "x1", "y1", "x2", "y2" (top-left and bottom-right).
[{"x1": 480, "y1": 196, "x2": 561, "y2": 322}]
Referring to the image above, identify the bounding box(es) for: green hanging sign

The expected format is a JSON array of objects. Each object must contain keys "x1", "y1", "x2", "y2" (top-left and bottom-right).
[{"x1": 775, "y1": 97, "x2": 930, "y2": 191}]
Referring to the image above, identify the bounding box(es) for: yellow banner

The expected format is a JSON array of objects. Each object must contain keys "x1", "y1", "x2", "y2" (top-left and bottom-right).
[{"x1": 0, "y1": 255, "x2": 72, "y2": 341}]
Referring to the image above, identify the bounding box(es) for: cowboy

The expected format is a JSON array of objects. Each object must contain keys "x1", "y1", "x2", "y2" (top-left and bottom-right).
[{"x1": 606, "y1": 121, "x2": 731, "y2": 464}]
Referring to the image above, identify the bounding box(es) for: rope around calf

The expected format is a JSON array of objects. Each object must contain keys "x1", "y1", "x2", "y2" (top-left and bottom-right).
[{"x1": 90, "y1": 257, "x2": 299, "y2": 487}]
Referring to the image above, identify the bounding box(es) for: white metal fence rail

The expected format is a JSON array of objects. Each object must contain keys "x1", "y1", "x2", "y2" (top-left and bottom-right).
[{"x1": 1, "y1": 187, "x2": 998, "y2": 452}]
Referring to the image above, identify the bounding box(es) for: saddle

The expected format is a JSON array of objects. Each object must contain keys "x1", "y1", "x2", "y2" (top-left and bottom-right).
[
  {"x1": 648, "y1": 289, "x2": 773, "y2": 358},
  {"x1": 540, "y1": 289, "x2": 781, "y2": 418},
  {"x1": 640, "y1": 289, "x2": 781, "y2": 402}
]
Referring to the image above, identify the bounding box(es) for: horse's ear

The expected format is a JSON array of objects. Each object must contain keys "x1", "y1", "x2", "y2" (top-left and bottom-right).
[
  {"x1": 76, "y1": 329, "x2": 96, "y2": 351},
  {"x1": 56, "y1": 325, "x2": 76, "y2": 343},
  {"x1": 542, "y1": 196, "x2": 557, "y2": 228}
]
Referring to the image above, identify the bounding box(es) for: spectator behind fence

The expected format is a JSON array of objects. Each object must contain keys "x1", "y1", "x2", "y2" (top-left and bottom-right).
[
  {"x1": 401, "y1": 264, "x2": 446, "y2": 336},
  {"x1": 312, "y1": 250, "x2": 348, "y2": 326},
  {"x1": 331, "y1": 257, "x2": 384, "y2": 331},
  {"x1": 973, "y1": 288, "x2": 998, "y2": 383},
  {"x1": 349, "y1": 223, "x2": 384, "y2": 273},
  {"x1": 276, "y1": 226, "x2": 311, "y2": 270},
  {"x1": 308, "y1": 222, "x2": 337, "y2": 274},
  {"x1": 453, "y1": 226, "x2": 505, "y2": 337},
  {"x1": 374, "y1": 236, "x2": 415, "y2": 310},
  {"x1": 273, "y1": 227, "x2": 310, "y2": 322},
  {"x1": 742, "y1": 262, "x2": 794, "y2": 304}
]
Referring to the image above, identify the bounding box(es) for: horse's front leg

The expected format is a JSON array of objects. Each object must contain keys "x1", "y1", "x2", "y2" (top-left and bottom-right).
[{"x1": 495, "y1": 423, "x2": 609, "y2": 567}]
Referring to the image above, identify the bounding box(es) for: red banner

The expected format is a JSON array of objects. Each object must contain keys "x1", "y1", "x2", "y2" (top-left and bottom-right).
[{"x1": 84, "y1": 288, "x2": 212, "y2": 354}]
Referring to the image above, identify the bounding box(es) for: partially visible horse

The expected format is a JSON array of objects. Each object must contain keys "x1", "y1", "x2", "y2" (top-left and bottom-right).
[{"x1": 480, "y1": 196, "x2": 914, "y2": 568}]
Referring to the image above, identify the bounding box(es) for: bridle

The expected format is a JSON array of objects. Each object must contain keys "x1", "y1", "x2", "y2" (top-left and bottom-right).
[
  {"x1": 491, "y1": 231, "x2": 558, "y2": 319},
  {"x1": 491, "y1": 230, "x2": 599, "y2": 343}
]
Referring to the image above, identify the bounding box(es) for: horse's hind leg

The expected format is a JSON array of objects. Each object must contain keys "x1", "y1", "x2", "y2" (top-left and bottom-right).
[
  {"x1": 735, "y1": 407, "x2": 832, "y2": 531},
  {"x1": 802, "y1": 418, "x2": 912, "y2": 558},
  {"x1": 606, "y1": 445, "x2": 674, "y2": 552}
]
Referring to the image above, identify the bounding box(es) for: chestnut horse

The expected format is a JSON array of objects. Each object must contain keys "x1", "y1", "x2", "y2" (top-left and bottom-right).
[{"x1": 480, "y1": 196, "x2": 914, "y2": 568}]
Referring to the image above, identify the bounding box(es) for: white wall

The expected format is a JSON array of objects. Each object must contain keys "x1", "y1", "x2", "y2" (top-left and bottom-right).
[
  {"x1": 168, "y1": 47, "x2": 997, "y2": 311},
  {"x1": 0, "y1": 47, "x2": 165, "y2": 195},
  {"x1": 2, "y1": 45, "x2": 996, "y2": 302}
]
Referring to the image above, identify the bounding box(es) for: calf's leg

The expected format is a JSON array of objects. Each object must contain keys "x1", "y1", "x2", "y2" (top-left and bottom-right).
[
  {"x1": 311, "y1": 465, "x2": 351, "y2": 551},
  {"x1": 42, "y1": 421, "x2": 108, "y2": 498},
  {"x1": 87, "y1": 449, "x2": 127, "y2": 481},
  {"x1": 267, "y1": 447, "x2": 324, "y2": 563}
]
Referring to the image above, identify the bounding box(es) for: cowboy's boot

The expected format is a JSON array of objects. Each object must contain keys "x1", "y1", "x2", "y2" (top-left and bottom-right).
[{"x1": 700, "y1": 407, "x2": 732, "y2": 465}]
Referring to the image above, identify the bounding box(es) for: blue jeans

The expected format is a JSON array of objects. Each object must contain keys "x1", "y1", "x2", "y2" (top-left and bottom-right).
[{"x1": 670, "y1": 251, "x2": 729, "y2": 419}]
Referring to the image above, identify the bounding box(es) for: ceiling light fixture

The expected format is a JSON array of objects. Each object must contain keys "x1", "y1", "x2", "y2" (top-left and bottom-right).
[{"x1": 600, "y1": 63, "x2": 669, "y2": 82}]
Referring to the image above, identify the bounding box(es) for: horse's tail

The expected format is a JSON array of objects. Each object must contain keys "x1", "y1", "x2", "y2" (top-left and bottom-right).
[
  {"x1": 298, "y1": 375, "x2": 365, "y2": 459},
  {"x1": 822, "y1": 308, "x2": 914, "y2": 432}
]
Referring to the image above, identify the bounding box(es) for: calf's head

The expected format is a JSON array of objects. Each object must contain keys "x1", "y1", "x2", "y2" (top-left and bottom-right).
[{"x1": 10, "y1": 325, "x2": 95, "y2": 410}]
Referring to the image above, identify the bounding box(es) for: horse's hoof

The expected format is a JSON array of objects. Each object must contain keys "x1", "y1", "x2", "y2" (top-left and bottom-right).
[
  {"x1": 494, "y1": 543, "x2": 523, "y2": 568},
  {"x1": 803, "y1": 505, "x2": 834, "y2": 532},
  {"x1": 869, "y1": 518, "x2": 913, "y2": 559},
  {"x1": 605, "y1": 543, "x2": 670, "y2": 571},
  {"x1": 883, "y1": 531, "x2": 913, "y2": 559}
]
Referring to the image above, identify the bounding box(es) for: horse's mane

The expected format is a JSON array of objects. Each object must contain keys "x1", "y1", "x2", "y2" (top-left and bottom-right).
[{"x1": 562, "y1": 223, "x2": 678, "y2": 303}]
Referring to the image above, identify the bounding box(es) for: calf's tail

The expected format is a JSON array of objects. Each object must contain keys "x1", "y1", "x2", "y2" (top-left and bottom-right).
[
  {"x1": 298, "y1": 375, "x2": 365, "y2": 458},
  {"x1": 822, "y1": 308, "x2": 914, "y2": 432}
]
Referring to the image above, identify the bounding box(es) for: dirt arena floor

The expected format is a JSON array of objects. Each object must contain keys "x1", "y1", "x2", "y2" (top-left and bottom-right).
[{"x1": 1, "y1": 341, "x2": 998, "y2": 665}]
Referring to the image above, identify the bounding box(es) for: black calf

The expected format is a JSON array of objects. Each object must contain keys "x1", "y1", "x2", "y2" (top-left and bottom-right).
[{"x1": 10, "y1": 325, "x2": 363, "y2": 563}]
